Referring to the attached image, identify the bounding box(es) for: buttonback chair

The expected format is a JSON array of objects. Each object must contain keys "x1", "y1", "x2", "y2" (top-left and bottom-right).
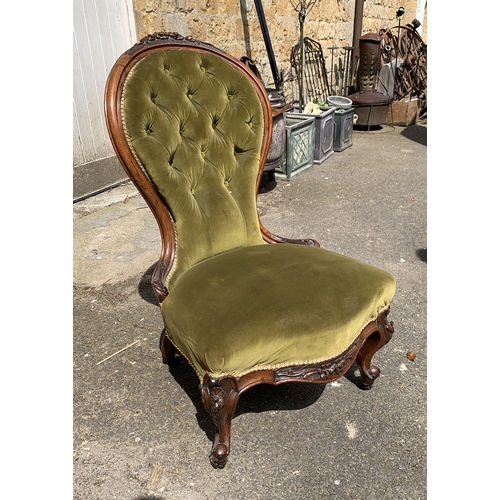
[{"x1": 104, "y1": 32, "x2": 396, "y2": 468}]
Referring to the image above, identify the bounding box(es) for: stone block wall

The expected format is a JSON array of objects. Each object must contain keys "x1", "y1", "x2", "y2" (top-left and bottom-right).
[{"x1": 132, "y1": 0, "x2": 426, "y2": 100}]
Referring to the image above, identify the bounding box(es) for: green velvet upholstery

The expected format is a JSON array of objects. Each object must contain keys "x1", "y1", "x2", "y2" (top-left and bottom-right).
[
  {"x1": 120, "y1": 44, "x2": 396, "y2": 381},
  {"x1": 122, "y1": 49, "x2": 265, "y2": 288},
  {"x1": 161, "y1": 244, "x2": 395, "y2": 378}
]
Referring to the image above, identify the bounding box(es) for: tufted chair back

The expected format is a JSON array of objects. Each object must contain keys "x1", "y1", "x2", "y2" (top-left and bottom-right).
[{"x1": 106, "y1": 34, "x2": 272, "y2": 290}]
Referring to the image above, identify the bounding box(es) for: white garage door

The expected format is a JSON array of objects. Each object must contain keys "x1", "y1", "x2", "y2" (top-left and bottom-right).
[{"x1": 73, "y1": 0, "x2": 137, "y2": 200}]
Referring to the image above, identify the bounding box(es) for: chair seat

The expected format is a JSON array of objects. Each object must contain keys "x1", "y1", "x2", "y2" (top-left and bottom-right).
[{"x1": 161, "y1": 243, "x2": 396, "y2": 379}]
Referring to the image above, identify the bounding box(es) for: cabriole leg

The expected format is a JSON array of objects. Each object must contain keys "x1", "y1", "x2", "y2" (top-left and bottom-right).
[
  {"x1": 200, "y1": 375, "x2": 240, "y2": 469},
  {"x1": 356, "y1": 310, "x2": 394, "y2": 388}
]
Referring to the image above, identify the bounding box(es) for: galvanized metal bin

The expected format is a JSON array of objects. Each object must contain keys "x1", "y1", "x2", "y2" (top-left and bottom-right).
[
  {"x1": 287, "y1": 107, "x2": 335, "y2": 164},
  {"x1": 263, "y1": 89, "x2": 288, "y2": 178},
  {"x1": 275, "y1": 116, "x2": 315, "y2": 181},
  {"x1": 333, "y1": 107, "x2": 355, "y2": 152}
]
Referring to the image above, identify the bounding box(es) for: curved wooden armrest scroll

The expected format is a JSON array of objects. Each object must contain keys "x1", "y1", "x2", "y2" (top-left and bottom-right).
[
  {"x1": 151, "y1": 259, "x2": 170, "y2": 303},
  {"x1": 260, "y1": 224, "x2": 320, "y2": 247},
  {"x1": 149, "y1": 208, "x2": 177, "y2": 304}
]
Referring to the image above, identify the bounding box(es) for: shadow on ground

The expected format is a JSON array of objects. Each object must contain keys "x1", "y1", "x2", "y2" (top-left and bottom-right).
[
  {"x1": 416, "y1": 247, "x2": 427, "y2": 262},
  {"x1": 133, "y1": 497, "x2": 165, "y2": 500},
  {"x1": 138, "y1": 263, "x2": 160, "y2": 305},
  {"x1": 401, "y1": 123, "x2": 427, "y2": 146},
  {"x1": 166, "y1": 353, "x2": 370, "y2": 444}
]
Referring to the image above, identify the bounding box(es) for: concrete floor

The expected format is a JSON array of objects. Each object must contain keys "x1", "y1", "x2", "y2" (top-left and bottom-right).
[{"x1": 73, "y1": 122, "x2": 427, "y2": 499}]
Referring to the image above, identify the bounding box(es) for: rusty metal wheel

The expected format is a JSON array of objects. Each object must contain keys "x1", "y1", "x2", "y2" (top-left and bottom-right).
[{"x1": 379, "y1": 25, "x2": 427, "y2": 102}]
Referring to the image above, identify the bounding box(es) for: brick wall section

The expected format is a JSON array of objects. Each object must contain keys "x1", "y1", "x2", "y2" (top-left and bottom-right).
[{"x1": 132, "y1": 0, "x2": 426, "y2": 97}]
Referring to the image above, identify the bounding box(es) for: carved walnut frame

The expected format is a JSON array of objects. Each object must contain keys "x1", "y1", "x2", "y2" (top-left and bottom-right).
[{"x1": 105, "y1": 32, "x2": 394, "y2": 469}]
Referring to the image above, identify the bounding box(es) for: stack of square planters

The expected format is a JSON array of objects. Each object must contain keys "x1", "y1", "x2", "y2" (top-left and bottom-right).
[{"x1": 275, "y1": 96, "x2": 354, "y2": 181}]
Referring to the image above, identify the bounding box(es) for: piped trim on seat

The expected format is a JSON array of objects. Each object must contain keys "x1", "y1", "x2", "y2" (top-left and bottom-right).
[
  {"x1": 165, "y1": 305, "x2": 391, "y2": 382},
  {"x1": 160, "y1": 243, "x2": 395, "y2": 380}
]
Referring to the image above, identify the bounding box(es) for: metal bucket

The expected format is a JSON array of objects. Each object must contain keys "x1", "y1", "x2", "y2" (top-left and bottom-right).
[{"x1": 264, "y1": 89, "x2": 287, "y2": 173}]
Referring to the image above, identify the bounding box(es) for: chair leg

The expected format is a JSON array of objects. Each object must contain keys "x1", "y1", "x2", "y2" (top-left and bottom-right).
[
  {"x1": 200, "y1": 375, "x2": 240, "y2": 469},
  {"x1": 356, "y1": 310, "x2": 394, "y2": 388},
  {"x1": 159, "y1": 329, "x2": 176, "y2": 365}
]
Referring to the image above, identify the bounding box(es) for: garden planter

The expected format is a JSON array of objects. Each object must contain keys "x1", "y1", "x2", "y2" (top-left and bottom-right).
[
  {"x1": 333, "y1": 107, "x2": 355, "y2": 152},
  {"x1": 327, "y1": 96, "x2": 353, "y2": 109},
  {"x1": 264, "y1": 111, "x2": 286, "y2": 174},
  {"x1": 275, "y1": 116, "x2": 315, "y2": 180},
  {"x1": 287, "y1": 106, "x2": 335, "y2": 164},
  {"x1": 263, "y1": 89, "x2": 289, "y2": 179}
]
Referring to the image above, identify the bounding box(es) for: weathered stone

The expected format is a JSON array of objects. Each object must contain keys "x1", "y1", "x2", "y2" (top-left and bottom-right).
[{"x1": 131, "y1": 0, "x2": 427, "y2": 98}]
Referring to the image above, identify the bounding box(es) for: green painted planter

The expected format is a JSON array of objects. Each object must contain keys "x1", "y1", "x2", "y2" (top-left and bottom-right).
[
  {"x1": 275, "y1": 116, "x2": 315, "y2": 181},
  {"x1": 287, "y1": 106, "x2": 335, "y2": 164}
]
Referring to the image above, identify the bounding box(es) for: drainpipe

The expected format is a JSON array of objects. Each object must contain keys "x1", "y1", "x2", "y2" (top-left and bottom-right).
[
  {"x1": 253, "y1": 0, "x2": 280, "y2": 90},
  {"x1": 415, "y1": 0, "x2": 426, "y2": 36},
  {"x1": 352, "y1": 0, "x2": 365, "y2": 68}
]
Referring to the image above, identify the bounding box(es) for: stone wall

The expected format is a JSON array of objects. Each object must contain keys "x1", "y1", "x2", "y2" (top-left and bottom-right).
[{"x1": 132, "y1": 0, "x2": 426, "y2": 99}]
